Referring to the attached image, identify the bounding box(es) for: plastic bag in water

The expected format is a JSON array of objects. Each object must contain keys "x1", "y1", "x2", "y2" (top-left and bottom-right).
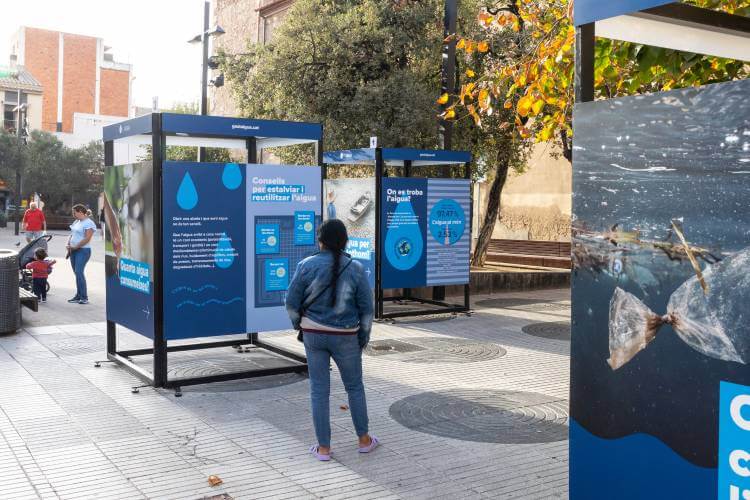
[{"x1": 607, "y1": 246, "x2": 750, "y2": 369}]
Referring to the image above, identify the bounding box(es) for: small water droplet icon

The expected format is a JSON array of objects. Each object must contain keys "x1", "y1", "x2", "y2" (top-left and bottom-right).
[
  {"x1": 177, "y1": 172, "x2": 198, "y2": 210},
  {"x1": 384, "y1": 201, "x2": 423, "y2": 271},
  {"x1": 222, "y1": 163, "x2": 242, "y2": 190},
  {"x1": 214, "y1": 233, "x2": 235, "y2": 269}
]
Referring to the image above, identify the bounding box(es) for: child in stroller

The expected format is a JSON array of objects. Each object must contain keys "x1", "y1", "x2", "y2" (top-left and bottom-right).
[{"x1": 19, "y1": 234, "x2": 53, "y2": 294}]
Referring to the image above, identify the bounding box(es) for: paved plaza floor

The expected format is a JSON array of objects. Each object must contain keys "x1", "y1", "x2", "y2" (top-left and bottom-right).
[{"x1": 0, "y1": 228, "x2": 570, "y2": 499}]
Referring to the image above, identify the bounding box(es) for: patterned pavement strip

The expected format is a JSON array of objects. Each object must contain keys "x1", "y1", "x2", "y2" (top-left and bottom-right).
[{"x1": 0, "y1": 288, "x2": 570, "y2": 499}]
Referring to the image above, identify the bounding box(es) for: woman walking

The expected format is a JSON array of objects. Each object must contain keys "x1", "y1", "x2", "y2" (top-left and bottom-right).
[
  {"x1": 286, "y1": 219, "x2": 378, "y2": 461},
  {"x1": 67, "y1": 204, "x2": 96, "y2": 305}
]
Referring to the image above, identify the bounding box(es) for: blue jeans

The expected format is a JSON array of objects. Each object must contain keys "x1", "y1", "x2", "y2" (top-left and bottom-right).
[
  {"x1": 70, "y1": 248, "x2": 91, "y2": 300},
  {"x1": 304, "y1": 332, "x2": 368, "y2": 448}
]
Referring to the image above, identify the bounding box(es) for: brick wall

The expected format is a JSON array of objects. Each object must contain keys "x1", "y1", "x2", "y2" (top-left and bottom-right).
[
  {"x1": 100, "y1": 69, "x2": 129, "y2": 117},
  {"x1": 61, "y1": 34, "x2": 96, "y2": 132},
  {"x1": 23, "y1": 28, "x2": 59, "y2": 132}
]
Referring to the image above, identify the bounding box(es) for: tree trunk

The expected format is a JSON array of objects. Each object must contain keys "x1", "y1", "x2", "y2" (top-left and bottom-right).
[{"x1": 471, "y1": 150, "x2": 511, "y2": 267}]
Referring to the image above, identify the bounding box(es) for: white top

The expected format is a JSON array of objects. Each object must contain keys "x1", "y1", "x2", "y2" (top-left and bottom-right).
[{"x1": 70, "y1": 218, "x2": 97, "y2": 249}]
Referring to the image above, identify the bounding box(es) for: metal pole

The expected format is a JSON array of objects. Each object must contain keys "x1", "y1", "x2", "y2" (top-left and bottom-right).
[
  {"x1": 14, "y1": 90, "x2": 22, "y2": 236},
  {"x1": 374, "y1": 148, "x2": 384, "y2": 319},
  {"x1": 152, "y1": 113, "x2": 168, "y2": 388},
  {"x1": 575, "y1": 24, "x2": 595, "y2": 104},
  {"x1": 438, "y1": 0, "x2": 457, "y2": 150},
  {"x1": 198, "y1": 0, "x2": 210, "y2": 162}
]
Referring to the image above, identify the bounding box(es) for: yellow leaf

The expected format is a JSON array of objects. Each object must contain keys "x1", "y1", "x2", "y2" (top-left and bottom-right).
[
  {"x1": 465, "y1": 40, "x2": 475, "y2": 54},
  {"x1": 478, "y1": 89, "x2": 490, "y2": 111},
  {"x1": 468, "y1": 105, "x2": 482, "y2": 127},
  {"x1": 465, "y1": 69, "x2": 476, "y2": 78},
  {"x1": 456, "y1": 38, "x2": 466, "y2": 50},
  {"x1": 436, "y1": 93, "x2": 449, "y2": 105},
  {"x1": 531, "y1": 99, "x2": 544, "y2": 115},
  {"x1": 503, "y1": 99, "x2": 513, "y2": 109},
  {"x1": 443, "y1": 109, "x2": 456, "y2": 120},
  {"x1": 512, "y1": 19, "x2": 520, "y2": 32},
  {"x1": 477, "y1": 41, "x2": 489, "y2": 53},
  {"x1": 517, "y1": 95, "x2": 532, "y2": 117}
]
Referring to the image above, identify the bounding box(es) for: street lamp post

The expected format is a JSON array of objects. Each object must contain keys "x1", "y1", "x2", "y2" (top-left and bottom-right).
[
  {"x1": 439, "y1": 0, "x2": 458, "y2": 151},
  {"x1": 12, "y1": 99, "x2": 28, "y2": 237},
  {"x1": 188, "y1": 1, "x2": 225, "y2": 162}
]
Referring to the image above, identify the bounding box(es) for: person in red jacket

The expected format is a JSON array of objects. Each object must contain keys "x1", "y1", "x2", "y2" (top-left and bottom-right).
[
  {"x1": 25, "y1": 248, "x2": 56, "y2": 302},
  {"x1": 22, "y1": 202, "x2": 46, "y2": 243}
]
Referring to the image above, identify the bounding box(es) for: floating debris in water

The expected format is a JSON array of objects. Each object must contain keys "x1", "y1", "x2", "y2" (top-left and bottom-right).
[{"x1": 607, "y1": 246, "x2": 750, "y2": 369}]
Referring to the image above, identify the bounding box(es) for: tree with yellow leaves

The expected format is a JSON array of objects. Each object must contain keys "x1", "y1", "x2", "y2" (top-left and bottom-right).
[{"x1": 451, "y1": 0, "x2": 750, "y2": 265}]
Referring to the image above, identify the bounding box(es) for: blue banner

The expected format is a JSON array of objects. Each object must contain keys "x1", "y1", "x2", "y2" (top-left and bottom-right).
[
  {"x1": 163, "y1": 162, "x2": 247, "y2": 340},
  {"x1": 719, "y1": 381, "x2": 750, "y2": 500},
  {"x1": 380, "y1": 178, "x2": 470, "y2": 289},
  {"x1": 104, "y1": 162, "x2": 155, "y2": 338}
]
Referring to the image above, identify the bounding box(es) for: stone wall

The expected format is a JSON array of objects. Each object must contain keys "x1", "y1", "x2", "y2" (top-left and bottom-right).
[{"x1": 475, "y1": 144, "x2": 572, "y2": 242}]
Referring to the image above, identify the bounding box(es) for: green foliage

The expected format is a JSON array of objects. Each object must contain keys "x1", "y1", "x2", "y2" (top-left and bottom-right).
[
  {"x1": 0, "y1": 129, "x2": 102, "y2": 213},
  {"x1": 140, "y1": 101, "x2": 233, "y2": 162},
  {"x1": 219, "y1": 0, "x2": 445, "y2": 165}
]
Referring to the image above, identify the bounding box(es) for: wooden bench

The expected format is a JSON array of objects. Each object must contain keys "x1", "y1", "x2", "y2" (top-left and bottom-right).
[
  {"x1": 485, "y1": 239, "x2": 571, "y2": 269},
  {"x1": 19, "y1": 287, "x2": 38, "y2": 312}
]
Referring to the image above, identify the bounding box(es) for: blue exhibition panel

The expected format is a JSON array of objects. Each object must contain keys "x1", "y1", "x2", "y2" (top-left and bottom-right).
[
  {"x1": 162, "y1": 162, "x2": 321, "y2": 340},
  {"x1": 570, "y1": 78, "x2": 750, "y2": 498}
]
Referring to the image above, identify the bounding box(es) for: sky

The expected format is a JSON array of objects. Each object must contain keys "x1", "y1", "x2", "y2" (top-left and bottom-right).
[{"x1": 0, "y1": 0, "x2": 214, "y2": 110}]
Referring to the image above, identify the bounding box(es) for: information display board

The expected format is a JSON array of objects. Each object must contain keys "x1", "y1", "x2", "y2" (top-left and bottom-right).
[
  {"x1": 104, "y1": 162, "x2": 155, "y2": 338},
  {"x1": 571, "y1": 79, "x2": 750, "y2": 499},
  {"x1": 380, "y1": 178, "x2": 470, "y2": 289},
  {"x1": 163, "y1": 162, "x2": 321, "y2": 340},
  {"x1": 323, "y1": 178, "x2": 376, "y2": 288}
]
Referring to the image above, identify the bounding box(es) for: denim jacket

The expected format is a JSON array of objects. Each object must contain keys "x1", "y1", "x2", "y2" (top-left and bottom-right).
[{"x1": 285, "y1": 251, "x2": 374, "y2": 347}]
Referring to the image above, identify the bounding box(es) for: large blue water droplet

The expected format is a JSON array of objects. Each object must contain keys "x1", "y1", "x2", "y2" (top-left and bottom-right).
[
  {"x1": 222, "y1": 163, "x2": 242, "y2": 190},
  {"x1": 384, "y1": 201, "x2": 423, "y2": 271},
  {"x1": 177, "y1": 172, "x2": 198, "y2": 210},
  {"x1": 214, "y1": 233, "x2": 235, "y2": 269}
]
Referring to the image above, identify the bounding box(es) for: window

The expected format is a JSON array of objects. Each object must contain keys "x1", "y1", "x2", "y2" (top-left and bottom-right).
[
  {"x1": 259, "y1": 0, "x2": 293, "y2": 44},
  {"x1": 3, "y1": 91, "x2": 26, "y2": 104},
  {"x1": 3, "y1": 105, "x2": 16, "y2": 132}
]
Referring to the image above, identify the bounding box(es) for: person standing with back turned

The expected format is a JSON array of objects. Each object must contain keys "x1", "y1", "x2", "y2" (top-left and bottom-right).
[{"x1": 285, "y1": 219, "x2": 378, "y2": 461}]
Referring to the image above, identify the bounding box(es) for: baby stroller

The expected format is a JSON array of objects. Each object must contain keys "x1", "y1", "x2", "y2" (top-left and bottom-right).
[{"x1": 18, "y1": 234, "x2": 53, "y2": 293}]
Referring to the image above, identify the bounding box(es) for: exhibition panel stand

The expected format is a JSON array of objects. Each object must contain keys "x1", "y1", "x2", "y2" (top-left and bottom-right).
[
  {"x1": 323, "y1": 147, "x2": 472, "y2": 320},
  {"x1": 572, "y1": 3, "x2": 750, "y2": 499},
  {"x1": 101, "y1": 113, "x2": 323, "y2": 392}
]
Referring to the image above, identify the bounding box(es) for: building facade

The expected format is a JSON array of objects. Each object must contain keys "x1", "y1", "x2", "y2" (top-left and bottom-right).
[
  {"x1": 0, "y1": 63, "x2": 43, "y2": 133},
  {"x1": 9, "y1": 27, "x2": 132, "y2": 133},
  {"x1": 211, "y1": 0, "x2": 294, "y2": 117}
]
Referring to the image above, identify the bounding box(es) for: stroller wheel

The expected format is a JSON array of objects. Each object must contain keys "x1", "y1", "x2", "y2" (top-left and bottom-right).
[{"x1": 45, "y1": 282, "x2": 50, "y2": 293}]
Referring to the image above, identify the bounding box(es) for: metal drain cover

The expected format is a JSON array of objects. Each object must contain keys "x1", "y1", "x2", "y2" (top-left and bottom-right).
[
  {"x1": 366, "y1": 339, "x2": 426, "y2": 356},
  {"x1": 522, "y1": 322, "x2": 571, "y2": 341},
  {"x1": 390, "y1": 389, "x2": 568, "y2": 444},
  {"x1": 476, "y1": 298, "x2": 570, "y2": 312},
  {"x1": 41, "y1": 337, "x2": 105, "y2": 356},
  {"x1": 365, "y1": 337, "x2": 505, "y2": 364}
]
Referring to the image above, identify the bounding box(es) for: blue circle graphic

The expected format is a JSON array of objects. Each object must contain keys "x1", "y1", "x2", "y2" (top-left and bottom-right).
[{"x1": 429, "y1": 199, "x2": 465, "y2": 246}]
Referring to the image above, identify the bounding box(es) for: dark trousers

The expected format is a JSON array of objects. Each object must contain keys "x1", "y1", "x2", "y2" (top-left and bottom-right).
[{"x1": 32, "y1": 278, "x2": 47, "y2": 300}]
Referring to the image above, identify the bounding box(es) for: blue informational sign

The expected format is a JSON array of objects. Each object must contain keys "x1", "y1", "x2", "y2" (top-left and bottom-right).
[
  {"x1": 719, "y1": 381, "x2": 750, "y2": 500},
  {"x1": 381, "y1": 178, "x2": 470, "y2": 289},
  {"x1": 104, "y1": 162, "x2": 155, "y2": 338},
  {"x1": 294, "y1": 211, "x2": 316, "y2": 245},
  {"x1": 119, "y1": 258, "x2": 151, "y2": 294},
  {"x1": 264, "y1": 258, "x2": 290, "y2": 291},
  {"x1": 256, "y1": 224, "x2": 280, "y2": 254},
  {"x1": 163, "y1": 162, "x2": 321, "y2": 339}
]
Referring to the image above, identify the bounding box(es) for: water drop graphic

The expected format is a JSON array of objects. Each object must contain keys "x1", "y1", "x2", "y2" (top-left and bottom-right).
[
  {"x1": 176, "y1": 172, "x2": 198, "y2": 210},
  {"x1": 222, "y1": 163, "x2": 242, "y2": 190},
  {"x1": 214, "y1": 233, "x2": 235, "y2": 269},
  {"x1": 384, "y1": 201, "x2": 423, "y2": 271}
]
